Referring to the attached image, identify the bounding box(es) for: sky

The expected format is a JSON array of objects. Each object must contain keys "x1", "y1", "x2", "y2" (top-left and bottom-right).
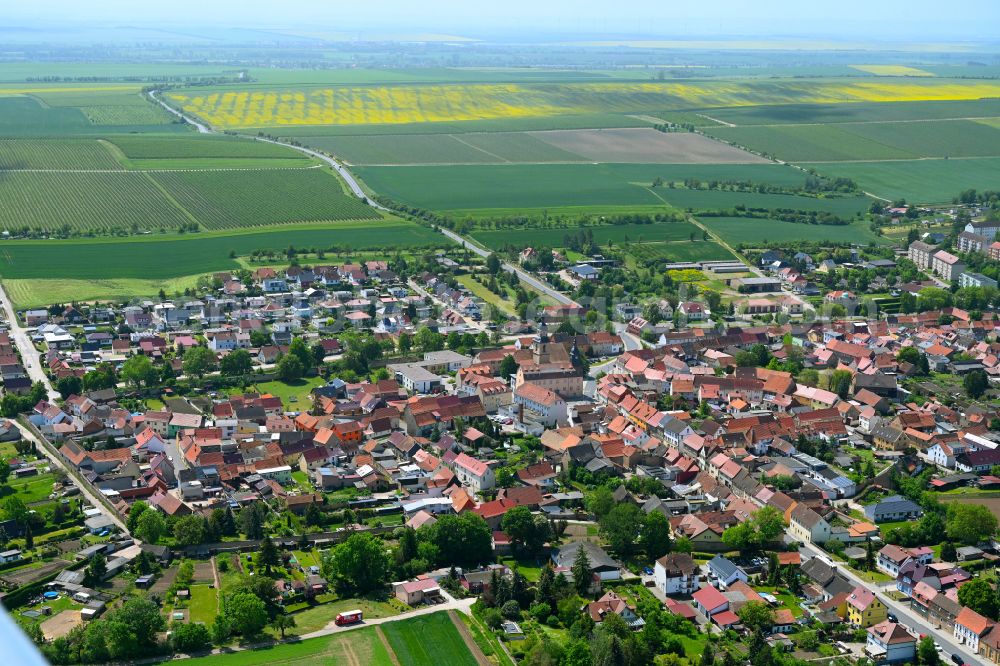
[{"x1": 3, "y1": 0, "x2": 999, "y2": 42}]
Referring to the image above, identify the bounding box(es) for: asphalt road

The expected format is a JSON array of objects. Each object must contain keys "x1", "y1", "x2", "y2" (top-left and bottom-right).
[
  {"x1": 798, "y1": 540, "x2": 986, "y2": 666},
  {"x1": 0, "y1": 283, "x2": 59, "y2": 403}
]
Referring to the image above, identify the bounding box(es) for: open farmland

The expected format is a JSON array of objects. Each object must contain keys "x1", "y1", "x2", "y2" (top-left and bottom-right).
[
  {"x1": 167, "y1": 78, "x2": 1000, "y2": 130},
  {"x1": 625, "y1": 240, "x2": 737, "y2": 264},
  {"x1": 470, "y1": 219, "x2": 701, "y2": 250},
  {"x1": 0, "y1": 94, "x2": 187, "y2": 137},
  {"x1": 802, "y1": 157, "x2": 1000, "y2": 203},
  {"x1": 180, "y1": 612, "x2": 478, "y2": 666},
  {"x1": 697, "y1": 216, "x2": 884, "y2": 245},
  {"x1": 656, "y1": 189, "x2": 872, "y2": 216},
  {"x1": 382, "y1": 612, "x2": 481, "y2": 666},
  {"x1": 315, "y1": 127, "x2": 763, "y2": 166},
  {"x1": 357, "y1": 162, "x2": 837, "y2": 214},
  {"x1": 357, "y1": 163, "x2": 666, "y2": 211},
  {"x1": 313, "y1": 131, "x2": 585, "y2": 165},
  {"x1": 150, "y1": 168, "x2": 379, "y2": 229},
  {"x1": 530, "y1": 128, "x2": 768, "y2": 163},
  {"x1": 181, "y1": 626, "x2": 395, "y2": 666},
  {"x1": 0, "y1": 171, "x2": 191, "y2": 232},
  {"x1": 707, "y1": 118, "x2": 1000, "y2": 161},
  {"x1": 108, "y1": 134, "x2": 308, "y2": 160},
  {"x1": 0, "y1": 139, "x2": 120, "y2": 169},
  {"x1": 674, "y1": 98, "x2": 1000, "y2": 126},
  {"x1": 0, "y1": 222, "x2": 443, "y2": 282}
]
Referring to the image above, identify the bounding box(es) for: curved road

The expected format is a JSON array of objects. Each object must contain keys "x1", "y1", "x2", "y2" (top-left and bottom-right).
[{"x1": 148, "y1": 91, "x2": 576, "y2": 308}]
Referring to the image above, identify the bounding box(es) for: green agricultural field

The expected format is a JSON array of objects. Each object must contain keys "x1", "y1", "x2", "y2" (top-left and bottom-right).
[
  {"x1": 698, "y1": 98, "x2": 1000, "y2": 125},
  {"x1": 0, "y1": 171, "x2": 191, "y2": 233},
  {"x1": 0, "y1": 95, "x2": 187, "y2": 137},
  {"x1": 382, "y1": 612, "x2": 480, "y2": 666},
  {"x1": 107, "y1": 134, "x2": 307, "y2": 160},
  {"x1": 708, "y1": 118, "x2": 1000, "y2": 162},
  {"x1": 804, "y1": 157, "x2": 1000, "y2": 203},
  {"x1": 626, "y1": 240, "x2": 737, "y2": 264},
  {"x1": 150, "y1": 168, "x2": 380, "y2": 229},
  {"x1": 697, "y1": 216, "x2": 884, "y2": 245},
  {"x1": 0, "y1": 139, "x2": 120, "y2": 169},
  {"x1": 182, "y1": 626, "x2": 394, "y2": 666},
  {"x1": 357, "y1": 162, "x2": 822, "y2": 214},
  {"x1": 705, "y1": 124, "x2": 919, "y2": 161},
  {"x1": 357, "y1": 163, "x2": 665, "y2": 211},
  {"x1": 3, "y1": 276, "x2": 206, "y2": 310},
  {"x1": 657, "y1": 189, "x2": 872, "y2": 216},
  {"x1": 313, "y1": 131, "x2": 586, "y2": 165},
  {"x1": 843, "y1": 119, "x2": 1000, "y2": 158},
  {"x1": 606, "y1": 162, "x2": 811, "y2": 187},
  {"x1": 312, "y1": 134, "x2": 500, "y2": 165},
  {"x1": 0, "y1": 222, "x2": 444, "y2": 282},
  {"x1": 264, "y1": 112, "x2": 650, "y2": 138},
  {"x1": 470, "y1": 219, "x2": 700, "y2": 250}
]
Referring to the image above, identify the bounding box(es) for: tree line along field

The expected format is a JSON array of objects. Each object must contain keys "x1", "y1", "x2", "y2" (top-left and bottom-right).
[
  {"x1": 166, "y1": 77, "x2": 1000, "y2": 130},
  {"x1": 801, "y1": 157, "x2": 1000, "y2": 204},
  {"x1": 0, "y1": 222, "x2": 444, "y2": 282}
]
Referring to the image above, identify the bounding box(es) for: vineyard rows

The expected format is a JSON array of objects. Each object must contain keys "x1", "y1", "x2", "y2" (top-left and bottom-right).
[
  {"x1": 0, "y1": 139, "x2": 120, "y2": 169},
  {"x1": 149, "y1": 168, "x2": 379, "y2": 229}
]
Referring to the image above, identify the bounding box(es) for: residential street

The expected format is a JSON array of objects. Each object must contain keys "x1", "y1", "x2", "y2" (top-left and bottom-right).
[
  {"x1": 0, "y1": 283, "x2": 60, "y2": 402},
  {"x1": 798, "y1": 540, "x2": 988, "y2": 666}
]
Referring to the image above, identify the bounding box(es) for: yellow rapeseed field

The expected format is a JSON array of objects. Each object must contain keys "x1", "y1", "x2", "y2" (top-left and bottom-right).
[
  {"x1": 168, "y1": 79, "x2": 1000, "y2": 129},
  {"x1": 850, "y1": 65, "x2": 935, "y2": 77}
]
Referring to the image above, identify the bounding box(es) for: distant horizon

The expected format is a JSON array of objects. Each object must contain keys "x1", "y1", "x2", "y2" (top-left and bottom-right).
[{"x1": 2, "y1": 0, "x2": 1000, "y2": 44}]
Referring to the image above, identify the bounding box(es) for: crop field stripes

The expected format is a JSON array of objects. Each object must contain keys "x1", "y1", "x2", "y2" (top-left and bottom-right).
[
  {"x1": 448, "y1": 134, "x2": 513, "y2": 162},
  {"x1": 0, "y1": 165, "x2": 325, "y2": 173}
]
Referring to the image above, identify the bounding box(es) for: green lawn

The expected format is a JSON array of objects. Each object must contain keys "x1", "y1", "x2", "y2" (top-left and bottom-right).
[
  {"x1": 382, "y1": 611, "x2": 479, "y2": 666},
  {"x1": 187, "y1": 584, "x2": 219, "y2": 625},
  {"x1": 2, "y1": 472, "x2": 56, "y2": 505},
  {"x1": 289, "y1": 597, "x2": 404, "y2": 634},
  {"x1": 240, "y1": 377, "x2": 326, "y2": 406},
  {"x1": 182, "y1": 626, "x2": 394, "y2": 666}
]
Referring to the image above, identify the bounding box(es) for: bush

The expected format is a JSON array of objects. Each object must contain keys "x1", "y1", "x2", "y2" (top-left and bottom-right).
[
  {"x1": 482, "y1": 607, "x2": 503, "y2": 630},
  {"x1": 529, "y1": 603, "x2": 550, "y2": 623},
  {"x1": 501, "y1": 599, "x2": 522, "y2": 620},
  {"x1": 546, "y1": 615, "x2": 560, "y2": 627}
]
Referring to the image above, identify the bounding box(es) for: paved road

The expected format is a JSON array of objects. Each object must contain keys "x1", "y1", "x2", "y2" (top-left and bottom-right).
[
  {"x1": 13, "y1": 422, "x2": 127, "y2": 532},
  {"x1": 438, "y1": 228, "x2": 576, "y2": 307},
  {"x1": 301, "y1": 594, "x2": 475, "y2": 640},
  {"x1": 149, "y1": 91, "x2": 386, "y2": 210},
  {"x1": 798, "y1": 540, "x2": 986, "y2": 666},
  {"x1": 0, "y1": 284, "x2": 59, "y2": 402},
  {"x1": 0, "y1": 283, "x2": 127, "y2": 531}
]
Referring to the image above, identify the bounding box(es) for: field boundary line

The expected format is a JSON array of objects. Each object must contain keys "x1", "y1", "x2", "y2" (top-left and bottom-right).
[
  {"x1": 141, "y1": 171, "x2": 202, "y2": 228},
  {"x1": 448, "y1": 610, "x2": 492, "y2": 666},
  {"x1": 449, "y1": 134, "x2": 512, "y2": 163},
  {"x1": 375, "y1": 626, "x2": 402, "y2": 666}
]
